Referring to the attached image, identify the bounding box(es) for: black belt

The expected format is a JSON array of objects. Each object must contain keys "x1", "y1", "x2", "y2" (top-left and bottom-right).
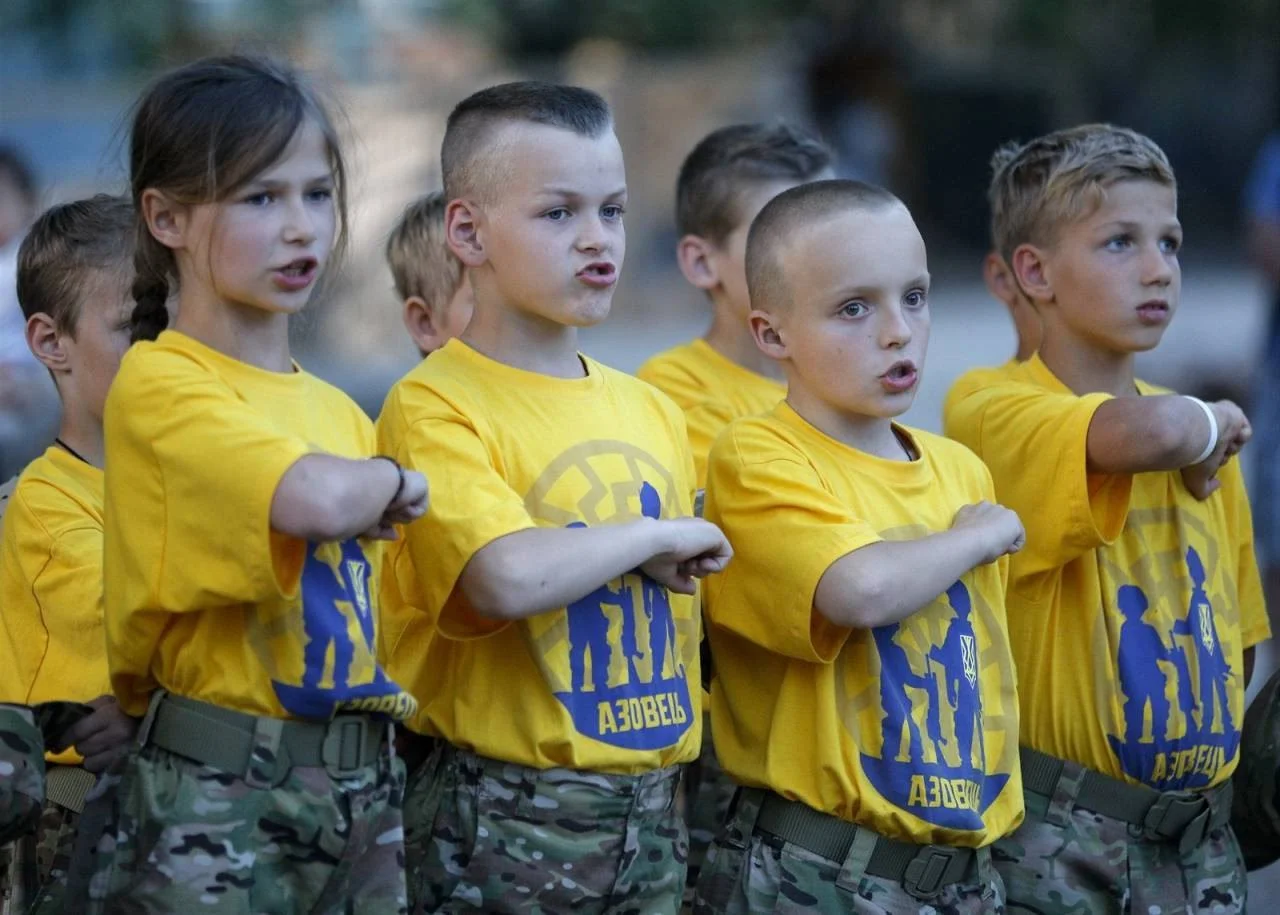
[
  {"x1": 1020, "y1": 746, "x2": 1232, "y2": 856},
  {"x1": 752, "y1": 790, "x2": 983, "y2": 900}
]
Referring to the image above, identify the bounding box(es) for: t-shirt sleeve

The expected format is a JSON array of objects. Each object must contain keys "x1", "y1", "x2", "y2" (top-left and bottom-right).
[
  {"x1": 945, "y1": 378, "x2": 1133, "y2": 576},
  {"x1": 29, "y1": 525, "x2": 106, "y2": 702},
  {"x1": 703, "y1": 425, "x2": 880, "y2": 662},
  {"x1": 394, "y1": 409, "x2": 538, "y2": 640},
  {"x1": 1220, "y1": 460, "x2": 1271, "y2": 649}
]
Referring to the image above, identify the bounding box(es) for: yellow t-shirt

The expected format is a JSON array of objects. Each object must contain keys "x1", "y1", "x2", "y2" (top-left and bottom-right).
[
  {"x1": 704, "y1": 403, "x2": 1023, "y2": 847},
  {"x1": 378, "y1": 339, "x2": 701, "y2": 773},
  {"x1": 637, "y1": 338, "x2": 784, "y2": 486},
  {"x1": 0, "y1": 448, "x2": 108, "y2": 765},
  {"x1": 103, "y1": 330, "x2": 416, "y2": 722},
  {"x1": 944, "y1": 355, "x2": 1270, "y2": 790}
]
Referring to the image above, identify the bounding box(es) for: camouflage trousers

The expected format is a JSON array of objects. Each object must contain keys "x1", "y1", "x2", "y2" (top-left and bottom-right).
[
  {"x1": 994, "y1": 775, "x2": 1247, "y2": 914},
  {"x1": 692, "y1": 789, "x2": 1006, "y2": 915},
  {"x1": 80, "y1": 741, "x2": 408, "y2": 914},
  {"x1": 0, "y1": 706, "x2": 43, "y2": 845},
  {"x1": 0, "y1": 798, "x2": 78, "y2": 914},
  {"x1": 683, "y1": 715, "x2": 734, "y2": 910},
  {"x1": 406, "y1": 742, "x2": 688, "y2": 914}
]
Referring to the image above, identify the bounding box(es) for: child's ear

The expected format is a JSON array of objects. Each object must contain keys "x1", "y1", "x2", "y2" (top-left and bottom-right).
[
  {"x1": 446, "y1": 199, "x2": 486, "y2": 268},
  {"x1": 140, "y1": 188, "x2": 185, "y2": 251},
  {"x1": 402, "y1": 296, "x2": 439, "y2": 357},
  {"x1": 748, "y1": 309, "x2": 787, "y2": 361},
  {"x1": 676, "y1": 235, "x2": 721, "y2": 292},
  {"x1": 26, "y1": 313, "x2": 69, "y2": 375},
  {"x1": 1010, "y1": 243, "x2": 1053, "y2": 306}
]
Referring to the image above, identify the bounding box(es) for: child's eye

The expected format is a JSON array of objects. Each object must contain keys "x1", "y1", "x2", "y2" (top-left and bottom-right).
[
  {"x1": 904, "y1": 289, "x2": 928, "y2": 309},
  {"x1": 306, "y1": 187, "x2": 333, "y2": 203},
  {"x1": 602, "y1": 204, "x2": 625, "y2": 220},
  {"x1": 1160, "y1": 235, "x2": 1181, "y2": 254},
  {"x1": 545, "y1": 208, "x2": 571, "y2": 221},
  {"x1": 1104, "y1": 235, "x2": 1132, "y2": 251},
  {"x1": 840, "y1": 300, "x2": 867, "y2": 318},
  {"x1": 243, "y1": 191, "x2": 274, "y2": 206}
]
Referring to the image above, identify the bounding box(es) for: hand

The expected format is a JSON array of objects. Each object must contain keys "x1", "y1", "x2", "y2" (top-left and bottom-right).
[
  {"x1": 951, "y1": 500, "x2": 1025, "y2": 564},
  {"x1": 1181, "y1": 401, "x2": 1252, "y2": 501},
  {"x1": 640, "y1": 518, "x2": 733, "y2": 595},
  {"x1": 364, "y1": 468, "x2": 430, "y2": 540},
  {"x1": 56, "y1": 696, "x2": 138, "y2": 774}
]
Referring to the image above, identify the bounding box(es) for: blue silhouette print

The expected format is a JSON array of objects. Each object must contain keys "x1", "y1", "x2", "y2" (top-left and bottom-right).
[
  {"x1": 553, "y1": 482, "x2": 693, "y2": 750},
  {"x1": 930, "y1": 582, "x2": 982, "y2": 769},
  {"x1": 1172, "y1": 547, "x2": 1233, "y2": 737},
  {"x1": 860, "y1": 581, "x2": 1007, "y2": 830},
  {"x1": 873, "y1": 624, "x2": 941, "y2": 763},
  {"x1": 1107, "y1": 551, "x2": 1241, "y2": 789},
  {"x1": 273, "y1": 539, "x2": 405, "y2": 719}
]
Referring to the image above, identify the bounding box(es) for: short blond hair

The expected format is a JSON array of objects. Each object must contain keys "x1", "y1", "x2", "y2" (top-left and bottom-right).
[
  {"x1": 988, "y1": 124, "x2": 1175, "y2": 264},
  {"x1": 385, "y1": 191, "x2": 463, "y2": 308}
]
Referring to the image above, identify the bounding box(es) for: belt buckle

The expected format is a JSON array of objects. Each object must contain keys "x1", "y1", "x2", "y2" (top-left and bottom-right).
[
  {"x1": 1143, "y1": 792, "x2": 1210, "y2": 855},
  {"x1": 903, "y1": 847, "x2": 956, "y2": 900},
  {"x1": 322, "y1": 716, "x2": 370, "y2": 779}
]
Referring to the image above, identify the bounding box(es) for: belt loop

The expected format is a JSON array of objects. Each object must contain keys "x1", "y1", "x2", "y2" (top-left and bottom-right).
[
  {"x1": 136, "y1": 690, "x2": 167, "y2": 749},
  {"x1": 834, "y1": 826, "x2": 877, "y2": 893},
  {"x1": 245, "y1": 716, "x2": 285, "y2": 789},
  {"x1": 1045, "y1": 758, "x2": 1087, "y2": 828},
  {"x1": 725, "y1": 787, "x2": 764, "y2": 850}
]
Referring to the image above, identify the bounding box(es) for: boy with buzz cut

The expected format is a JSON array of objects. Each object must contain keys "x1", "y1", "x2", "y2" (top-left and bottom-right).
[
  {"x1": 385, "y1": 189, "x2": 474, "y2": 357},
  {"x1": 694, "y1": 179, "x2": 1026, "y2": 915},
  {"x1": 0, "y1": 195, "x2": 141, "y2": 911},
  {"x1": 945, "y1": 124, "x2": 1270, "y2": 914},
  {"x1": 638, "y1": 122, "x2": 832, "y2": 484},
  {"x1": 377, "y1": 81, "x2": 733, "y2": 914}
]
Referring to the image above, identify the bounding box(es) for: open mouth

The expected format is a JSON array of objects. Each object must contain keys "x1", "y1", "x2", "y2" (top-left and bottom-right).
[
  {"x1": 1136, "y1": 300, "x2": 1170, "y2": 323},
  {"x1": 880, "y1": 360, "x2": 919, "y2": 392},
  {"x1": 577, "y1": 262, "x2": 617, "y2": 288},
  {"x1": 272, "y1": 257, "x2": 319, "y2": 291}
]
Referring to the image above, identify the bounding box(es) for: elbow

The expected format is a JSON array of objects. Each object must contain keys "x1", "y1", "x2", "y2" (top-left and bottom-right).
[
  {"x1": 458, "y1": 561, "x2": 528, "y2": 621},
  {"x1": 819, "y1": 570, "x2": 893, "y2": 629}
]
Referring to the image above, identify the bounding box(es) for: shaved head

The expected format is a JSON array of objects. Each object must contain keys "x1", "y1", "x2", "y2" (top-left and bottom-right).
[
  {"x1": 442, "y1": 81, "x2": 612, "y2": 203},
  {"x1": 745, "y1": 179, "x2": 901, "y2": 313}
]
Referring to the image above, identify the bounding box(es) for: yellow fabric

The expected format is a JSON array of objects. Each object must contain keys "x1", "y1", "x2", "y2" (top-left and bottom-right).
[
  {"x1": 378, "y1": 339, "x2": 701, "y2": 773},
  {"x1": 637, "y1": 339, "x2": 784, "y2": 486},
  {"x1": 944, "y1": 354, "x2": 1270, "y2": 791},
  {"x1": 103, "y1": 330, "x2": 415, "y2": 722},
  {"x1": 0, "y1": 447, "x2": 108, "y2": 765},
  {"x1": 704, "y1": 403, "x2": 1023, "y2": 847}
]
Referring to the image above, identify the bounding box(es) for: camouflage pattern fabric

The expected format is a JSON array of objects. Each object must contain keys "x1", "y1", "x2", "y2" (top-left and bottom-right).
[
  {"x1": 1, "y1": 799, "x2": 78, "y2": 914},
  {"x1": 692, "y1": 789, "x2": 1005, "y2": 914},
  {"x1": 683, "y1": 715, "x2": 734, "y2": 911},
  {"x1": 1232, "y1": 666, "x2": 1280, "y2": 869},
  {"x1": 80, "y1": 742, "x2": 408, "y2": 914},
  {"x1": 407, "y1": 743, "x2": 687, "y2": 914},
  {"x1": 995, "y1": 769, "x2": 1246, "y2": 914},
  {"x1": 0, "y1": 706, "x2": 43, "y2": 846}
]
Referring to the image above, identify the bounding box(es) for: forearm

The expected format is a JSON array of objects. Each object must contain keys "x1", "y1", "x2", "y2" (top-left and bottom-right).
[
  {"x1": 814, "y1": 532, "x2": 988, "y2": 629},
  {"x1": 460, "y1": 520, "x2": 668, "y2": 620},
  {"x1": 1086, "y1": 395, "x2": 1214, "y2": 474},
  {"x1": 271, "y1": 454, "x2": 399, "y2": 542}
]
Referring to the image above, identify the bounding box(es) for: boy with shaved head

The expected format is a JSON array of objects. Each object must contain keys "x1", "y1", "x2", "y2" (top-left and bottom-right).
[
  {"x1": 694, "y1": 180, "x2": 1025, "y2": 914},
  {"x1": 376, "y1": 81, "x2": 732, "y2": 914}
]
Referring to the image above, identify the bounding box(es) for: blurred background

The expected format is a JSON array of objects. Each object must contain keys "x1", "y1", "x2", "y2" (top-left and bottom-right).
[{"x1": 2, "y1": 0, "x2": 1280, "y2": 889}]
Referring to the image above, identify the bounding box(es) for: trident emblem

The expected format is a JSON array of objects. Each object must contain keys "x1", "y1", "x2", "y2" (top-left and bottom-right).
[
  {"x1": 347, "y1": 559, "x2": 370, "y2": 616},
  {"x1": 960, "y1": 634, "x2": 977, "y2": 688},
  {"x1": 1198, "y1": 603, "x2": 1214, "y2": 651}
]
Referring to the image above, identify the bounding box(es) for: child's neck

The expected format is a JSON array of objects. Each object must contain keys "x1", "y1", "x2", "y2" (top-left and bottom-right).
[
  {"x1": 786, "y1": 387, "x2": 910, "y2": 461},
  {"x1": 175, "y1": 298, "x2": 293, "y2": 373},
  {"x1": 704, "y1": 299, "x2": 784, "y2": 381},
  {"x1": 1038, "y1": 330, "x2": 1138, "y2": 397},
  {"x1": 55, "y1": 409, "x2": 105, "y2": 470},
  {"x1": 463, "y1": 300, "x2": 586, "y2": 379}
]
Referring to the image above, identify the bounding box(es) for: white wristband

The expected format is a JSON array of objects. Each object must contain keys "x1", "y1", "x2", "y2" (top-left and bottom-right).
[{"x1": 1186, "y1": 396, "x2": 1219, "y2": 465}]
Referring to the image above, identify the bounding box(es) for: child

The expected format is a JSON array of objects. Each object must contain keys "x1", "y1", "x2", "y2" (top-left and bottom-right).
[
  {"x1": 376, "y1": 81, "x2": 732, "y2": 914},
  {"x1": 944, "y1": 124, "x2": 1270, "y2": 914},
  {"x1": 0, "y1": 705, "x2": 43, "y2": 845},
  {"x1": 981, "y1": 250, "x2": 1040, "y2": 361},
  {"x1": 86, "y1": 55, "x2": 428, "y2": 913},
  {"x1": 694, "y1": 179, "x2": 1025, "y2": 914},
  {"x1": 0, "y1": 195, "x2": 142, "y2": 911},
  {"x1": 385, "y1": 190, "x2": 474, "y2": 357},
  {"x1": 637, "y1": 121, "x2": 832, "y2": 903},
  {"x1": 638, "y1": 122, "x2": 831, "y2": 484}
]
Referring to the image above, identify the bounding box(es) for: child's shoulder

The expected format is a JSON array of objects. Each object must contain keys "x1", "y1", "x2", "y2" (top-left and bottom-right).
[
  {"x1": 945, "y1": 358, "x2": 1034, "y2": 404},
  {"x1": 709, "y1": 409, "x2": 807, "y2": 470},
  {"x1": 636, "y1": 340, "x2": 703, "y2": 388},
  {"x1": 5, "y1": 449, "x2": 102, "y2": 545}
]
